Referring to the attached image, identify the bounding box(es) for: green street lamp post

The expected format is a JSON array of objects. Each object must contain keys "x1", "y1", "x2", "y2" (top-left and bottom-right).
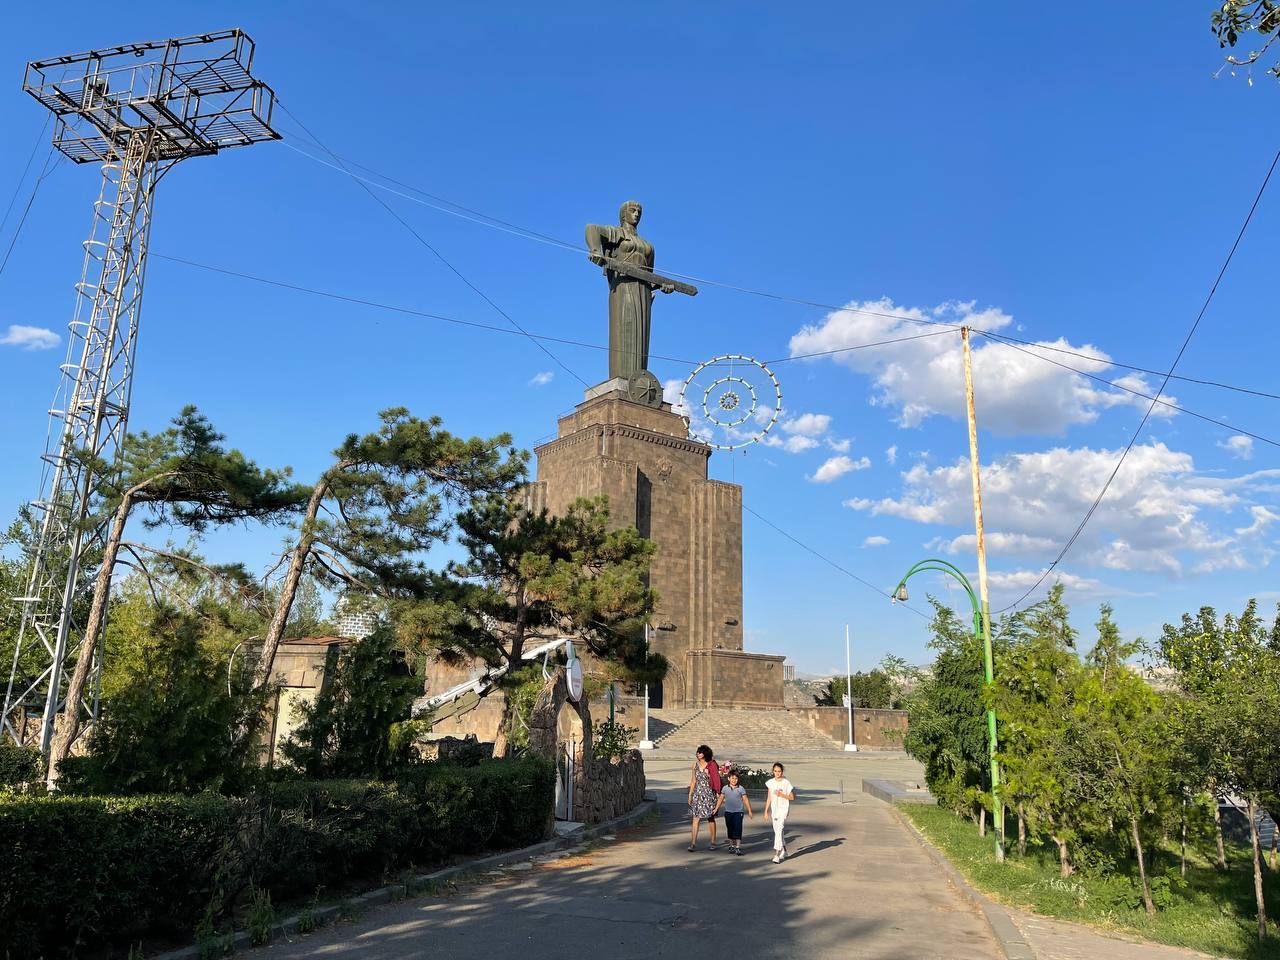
[{"x1": 892, "y1": 559, "x2": 1005, "y2": 862}]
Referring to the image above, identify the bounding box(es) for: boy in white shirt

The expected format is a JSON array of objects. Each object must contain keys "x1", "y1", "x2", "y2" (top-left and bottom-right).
[{"x1": 762, "y1": 762, "x2": 795, "y2": 863}]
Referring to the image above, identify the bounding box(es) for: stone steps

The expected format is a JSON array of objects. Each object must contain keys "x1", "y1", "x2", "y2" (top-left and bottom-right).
[
  {"x1": 648, "y1": 707, "x2": 843, "y2": 755},
  {"x1": 646, "y1": 708, "x2": 703, "y2": 746}
]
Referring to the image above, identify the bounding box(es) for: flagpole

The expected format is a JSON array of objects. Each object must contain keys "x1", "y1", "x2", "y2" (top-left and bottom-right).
[
  {"x1": 843, "y1": 624, "x2": 857, "y2": 752},
  {"x1": 639, "y1": 622, "x2": 654, "y2": 750}
]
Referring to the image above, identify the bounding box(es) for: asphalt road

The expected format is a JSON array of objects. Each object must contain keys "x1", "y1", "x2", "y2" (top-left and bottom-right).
[{"x1": 245, "y1": 752, "x2": 999, "y2": 960}]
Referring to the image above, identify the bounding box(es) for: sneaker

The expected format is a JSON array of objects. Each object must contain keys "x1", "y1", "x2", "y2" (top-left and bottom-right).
[
  {"x1": 709, "y1": 843, "x2": 717, "y2": 850},
  {"x1": 771, "y1": 854, "x2": 781, "y2": 864},
  {"x1": 735, "y1": 847, "x2": 743, "y2": 856}
]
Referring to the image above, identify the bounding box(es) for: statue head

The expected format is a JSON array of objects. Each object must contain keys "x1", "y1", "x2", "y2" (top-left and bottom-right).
[{"x1": 618, "y1": 200, "x2": 642, "y2": 227}]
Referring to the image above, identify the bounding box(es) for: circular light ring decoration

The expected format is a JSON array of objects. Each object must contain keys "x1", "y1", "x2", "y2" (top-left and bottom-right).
[
  {"x1": 680, "y1": 354, "x2": 783, "y2": 451},
  {"x1": 703, "y1": 376, "x2": 756, "y2": 428}
]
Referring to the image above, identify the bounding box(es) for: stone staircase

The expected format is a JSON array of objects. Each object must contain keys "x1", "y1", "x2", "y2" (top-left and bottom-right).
[
  {"x1": 646, "y1": 708, "x2": 703, "y2": 746},
  {"x1": 648, "y1": 708, "x2": 843, "y2": 755}
]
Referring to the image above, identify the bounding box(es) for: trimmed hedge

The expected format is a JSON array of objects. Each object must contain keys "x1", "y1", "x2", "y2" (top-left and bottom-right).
[
  {"x1": 0, "y1": 741, "x2": 41, "y2": 787},
  {"x1": 0, "y1": 758, "x2": 555, "y2": 958}
]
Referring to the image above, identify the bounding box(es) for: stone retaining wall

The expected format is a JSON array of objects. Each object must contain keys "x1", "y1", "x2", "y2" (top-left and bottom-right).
[
  {"x1": 572, "y1": 751, "x2": 646, "y2": 824},
  {"x1": 787, "y1": 706, "x2": 908, "y2": 749}
]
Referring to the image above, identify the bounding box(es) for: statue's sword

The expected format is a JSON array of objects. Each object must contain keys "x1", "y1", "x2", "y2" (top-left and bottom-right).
[{"x1": 597, "y1": 256, "x2": 699, "y2": 297}]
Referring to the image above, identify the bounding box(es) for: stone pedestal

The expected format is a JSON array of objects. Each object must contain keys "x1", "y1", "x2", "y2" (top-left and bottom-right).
[{"x1": 526, "y1": 383, "x2": 781, "y2": 709}]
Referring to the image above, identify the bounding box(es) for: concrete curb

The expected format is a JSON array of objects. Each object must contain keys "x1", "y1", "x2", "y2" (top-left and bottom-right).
[
  {"x1": 152, "y1": 800, "x2": 659, "y2": 959},
  {"x1": 885, "y1": 803, "x2": 1036, "y2": 960},
  {"x1": 862, "y1": 778, "x2": 935, "y2": 804}
]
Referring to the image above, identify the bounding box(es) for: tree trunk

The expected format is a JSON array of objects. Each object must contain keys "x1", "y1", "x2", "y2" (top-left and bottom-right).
[
  {"x1": 491, "y1": 708, "x2": 510, "y2": 759},
  {"x1": 1017, "y1": 803, "x2": 1027, "y2": 857},
  {"x1": 46, "y1": 491, "x2": 133, "y2": 788},
  {"x1": 979, "y1": 805, "x2": 986, "y2": 837},
  {"x1": 1131, "y1": 816, "x2": 1156, "y2": 917},
  {"x1": 1180, "y1": 798, "x2": 1188, "y2": 879},
  {"x1": 1214, "y1": 800, "x2": 1229, "y2": 870},
  {"x1": 255, "y1": 475, "x2": 330, "y2": 691},
  {"x1": 1052, "y1": 834, "x2": 1072, "y2": 877},
  {"x1": 1249, "y1": 797, "x2": 1269, "y2": 941}
]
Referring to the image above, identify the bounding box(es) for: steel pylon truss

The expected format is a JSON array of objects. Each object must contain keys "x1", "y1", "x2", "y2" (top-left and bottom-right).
[{"x1": 2, "y1": 30, "x2": 279, "y2": 751}]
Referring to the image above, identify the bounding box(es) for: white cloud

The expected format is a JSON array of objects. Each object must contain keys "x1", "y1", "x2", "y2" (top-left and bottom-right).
[
  {"x1": 846, "y1": 441, "x2": 1267, "y2": 577},
  {"x1": 759, "y1": 411, "x2": 840, "y2": 454},
  {"x1": 985, "y1": 570, "x2": 1104, "y2": 594},
  {"x1": 1, "y1": 325, "x2": 59, "y2": 350},
  {"x1": 885, "y1": 445, "x2": 898, "y2": 465},
  {"x1": 787, "y1": 299, "x2": 1178, "y2": 435},
  {"x1": 810, "y1": 454, "x2": 871, "y2": 483},
  {"x1": 927, "y1": 532, "x2": 1059, "y2": 557},
  {"x1": 528, "y1": 371, "x2": 554, "y2": 387},
  {"x1": 863, "y1": 535, "x2": 890, "y2": 547},
  {"x1": 826, "y1": 438, "x2": 851, "y2": 453},
  {"x1": 664, "y1": 378, "x2": 693, "y2": 418},
  {"x1": 1219, "y1": 435, "x2": 1254, "y2": 460},
  {"x1": 781, "y1": 413, "x2": 832, "y2": 437},
  {"x1": 1235, "y1": 506, "x2": 1280, "y2": 538},
  {"x1": 763, "y1": 434, "x2": 819, "y2": 453}
]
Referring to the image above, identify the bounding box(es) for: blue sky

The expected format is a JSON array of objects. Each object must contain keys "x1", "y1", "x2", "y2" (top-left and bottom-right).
[{"x1": 2, "y1": 3, "x2": 1278, "y2": 675}]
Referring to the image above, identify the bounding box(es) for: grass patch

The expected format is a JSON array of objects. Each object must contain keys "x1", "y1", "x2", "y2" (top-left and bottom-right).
[{"x1": 903, "y1": 804, "x2": 1280, "y2": 960}]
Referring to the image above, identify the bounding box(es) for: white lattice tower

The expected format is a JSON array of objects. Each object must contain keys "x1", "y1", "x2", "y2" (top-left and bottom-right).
[{"x1": 2, "y1": 30, "x2": 279, "y2": 751}]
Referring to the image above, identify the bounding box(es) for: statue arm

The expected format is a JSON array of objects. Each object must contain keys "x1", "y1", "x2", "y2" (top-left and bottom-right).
[{"x1": 585, "y1": 223, "x2": 618, "y2": 265}]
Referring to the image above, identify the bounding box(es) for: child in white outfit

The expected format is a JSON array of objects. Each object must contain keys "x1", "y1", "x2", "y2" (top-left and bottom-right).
[{"x1": 762, "y1": 762, "x2": 795, "y2": 863}]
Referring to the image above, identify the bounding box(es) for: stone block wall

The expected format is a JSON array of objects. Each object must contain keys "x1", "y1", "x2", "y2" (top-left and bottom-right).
[
  {"x1": 685, "y1": 649, "x2": 785, "y2": 708},
  {"x1": 787, "y1": 706, "x2": 909, "y2": 749},
  {"x1": 572, "y1": 751, "x2": 646, "y2": 824}
]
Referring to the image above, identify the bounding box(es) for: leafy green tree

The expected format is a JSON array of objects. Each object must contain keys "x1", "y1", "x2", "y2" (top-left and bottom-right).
[
  {"x1": 1212, "y1": 1, "x2": 1280, "y2": 80},
  {"x1": 815, "y1": 670, "x2": 894, "y2": 708},
  {"x1": 405, "y1": 494, "x2": 658, "y2": 755},
  {"x1": 1159, "y1": 600, "x2": 1280, "y2": 942},
  {"x1": 281, "y1": 626, "x2": 422, "y2": 778},
  {"x1": 904, "y1": 600, "x2": 992, "y2": 818},
  {"x1": 1076, "y1": 604, "x2": 1167, "y2": 915},
  {"x1": 255, "y1": 408, "x2": 525, "y2": 692},
  {"x1": 48, "y1": 407, "x2": 308, "y2": 785},
  {"x1": 59, "y1": 585, "x2": 269, "y2": 795},
  {"x1": 989, "y1": 613, "x2": 1088, "y2": 875}
]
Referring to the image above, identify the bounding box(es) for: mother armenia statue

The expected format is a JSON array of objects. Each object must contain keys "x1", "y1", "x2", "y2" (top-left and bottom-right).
[{"x1": 585, "y1": 201, "x2": 696, "y2": 387}]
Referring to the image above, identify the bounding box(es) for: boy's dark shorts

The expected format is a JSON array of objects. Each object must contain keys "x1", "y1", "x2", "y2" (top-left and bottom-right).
[{"x1": 724, "y1": 811, "x2": 745, "y2": 841}]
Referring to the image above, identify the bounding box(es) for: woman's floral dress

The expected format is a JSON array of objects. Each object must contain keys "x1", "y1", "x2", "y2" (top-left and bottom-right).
[{"x1": 689, "y1": 762, "x2": 716, "y2": 819}]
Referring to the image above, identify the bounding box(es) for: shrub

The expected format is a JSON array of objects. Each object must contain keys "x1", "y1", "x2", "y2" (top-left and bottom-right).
[
  {"x1": 0, "y1": 757, "x2": 554, "y2": 958},
  {"x1": 0, "y1": 741, "x2": 41, "y2": 787},
  {"x1": 593, "y1": 719, "x2": 637, "y2": 761}
]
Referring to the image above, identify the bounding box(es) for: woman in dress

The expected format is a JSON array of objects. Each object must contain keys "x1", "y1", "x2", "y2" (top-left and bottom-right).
[{"x1": 686, "y1": 744, "x2": 720, "y2": 851}]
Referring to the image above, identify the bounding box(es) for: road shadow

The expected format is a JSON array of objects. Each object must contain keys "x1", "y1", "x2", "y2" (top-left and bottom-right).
[
  {"x1": 784, "y1": 837, "x2": 846, "y2": 861},
  {"x1": 245, "y1": 802, "x2": 919, "y2": 960}
]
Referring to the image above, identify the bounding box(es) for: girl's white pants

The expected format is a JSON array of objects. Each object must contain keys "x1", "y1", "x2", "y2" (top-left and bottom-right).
[{"x1": 772, "y1": 815, "x2": 787, "y2": 851}]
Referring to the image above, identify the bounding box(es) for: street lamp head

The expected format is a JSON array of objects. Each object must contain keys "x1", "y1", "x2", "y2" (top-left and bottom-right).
[{"x1": 893, "y1": 583, "x2": 909, "y2": 603}]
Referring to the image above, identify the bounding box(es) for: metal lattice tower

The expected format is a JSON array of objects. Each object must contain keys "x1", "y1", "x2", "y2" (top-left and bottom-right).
[{"x1": 2, "y1": 30, "x2": 279, "y2": 751}]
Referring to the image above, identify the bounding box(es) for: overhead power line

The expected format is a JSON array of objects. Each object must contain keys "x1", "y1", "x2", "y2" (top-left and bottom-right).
[
  {"x1": 275, "y1": 103, "x2": 590, "y2": 387},
  {"x1": 979, "y1": 332, "x2": 1280, "y2": 450},
  {"x1": 995, "y1": 147, "x2": 1280, "y2": 613},
  {"x1": 0, "y1": 114, "x2": 53, "y2": 243},
  {"x1": 743, "y1": 504, "x2": 930, "y2": 620},
  {"x1": 154, "y1": 252, "x2": 959, "y2": 367},
  {"x1": 0, "y1": 139, "x2": 59, "y2": 278},
  {"x1": 278, "y1": 133, "x2": 1280, "y2": 406}
]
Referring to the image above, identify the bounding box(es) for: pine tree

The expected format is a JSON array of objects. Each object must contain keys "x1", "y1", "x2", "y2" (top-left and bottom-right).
[
  {"x1": 47, "y1": 407, "x2": 308, "y2": 786},
  {"x1": 253, "y1": 408, "x2": 525, "y2": 692},
  {"x1": 404, "y1": 494, "x2": 658, "y2": 755}
]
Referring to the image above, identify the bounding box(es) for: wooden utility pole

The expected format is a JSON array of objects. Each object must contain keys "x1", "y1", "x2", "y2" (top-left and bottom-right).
[{"x1": 961, "y1": 326, "x2": 1004, "y2": 862}]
